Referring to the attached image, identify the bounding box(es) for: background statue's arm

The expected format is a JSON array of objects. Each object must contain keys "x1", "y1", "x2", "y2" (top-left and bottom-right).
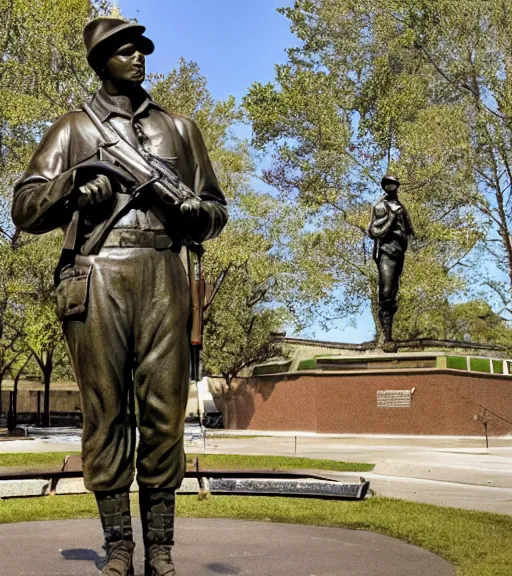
[
  {"x1": 404, "y1": 207, "x2": 415, "y2": 238},
  {"x1": 186, "y1": 117, "x2": 228, "y2": 242},
  {"x1": 368, "y1": 202, "x2": 395, "y2": 239},
  {"x1": 12, "y1": 114, "x2": 76, "y2": 234}
]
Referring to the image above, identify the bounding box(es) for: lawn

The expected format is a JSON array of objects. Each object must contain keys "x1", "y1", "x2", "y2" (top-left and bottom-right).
[
  {"x1": 194, "y1": 454, "x2": 374, "y2": 472},
  {"x1": 0, "y1": 452, "x2": 374, "y2": 473},
  {"x1": 0, "y1": 493, "x2": 509, "y2": 576},
  {"x1": 0, "y1": 452, "x2": 81, "y2": 469}
]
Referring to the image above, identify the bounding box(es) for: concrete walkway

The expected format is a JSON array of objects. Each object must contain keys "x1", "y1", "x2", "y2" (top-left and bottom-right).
[
  {"x1": 0, "y1": 518, "x2": 454, "y2": 576},
  {"x1": 2, "y1": 432, "x2": 512, "y2": 515}
]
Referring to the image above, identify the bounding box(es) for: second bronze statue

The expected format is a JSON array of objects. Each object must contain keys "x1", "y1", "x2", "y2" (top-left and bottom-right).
[
  {"x1": 12, "y1": 16, "x2": 228, "y2": 576},
  {"x1": 368, "y1": 175, "x2": 414, "y2": 352}
]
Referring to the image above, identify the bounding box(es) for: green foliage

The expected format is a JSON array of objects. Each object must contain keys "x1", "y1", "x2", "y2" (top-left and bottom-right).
[
  {"x1": 0, "y1": 0, "x2": 112, "y2": 422},
  {"x1": 244, "y1": 0, "x2": 512, "y2": 341},
  {"x1": 149, "y1": 61, "x2": 327, "y2": 384},
  {"x1": 396, "y1": 300, "x2": 512, "y2": 347},
  {"x1": 0, "y1": 4, "x2": 320, "y2": 394},
  {"x1": 0, "y1": 0, "x2": 110, "y2": 194}
]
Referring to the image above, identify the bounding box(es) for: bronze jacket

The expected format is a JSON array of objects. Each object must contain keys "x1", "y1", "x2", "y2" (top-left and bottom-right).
[
  {"x1": 368, "y1": 196, "x2": 414, "y2": 261},
  {"x1": 12, "y1": 87, "x2": 228, "y2": 243}
]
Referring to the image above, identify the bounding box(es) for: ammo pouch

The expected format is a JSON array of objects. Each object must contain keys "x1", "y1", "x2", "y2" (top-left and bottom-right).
[{"x1": 55, "y1": 258, "x2": 93, "y2": 322}]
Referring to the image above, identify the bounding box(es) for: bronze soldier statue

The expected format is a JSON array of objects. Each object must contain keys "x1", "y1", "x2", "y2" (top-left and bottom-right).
[
  {"x1": 368, "y1": 175, "x2": 414, "y2": 351},
  {"x1": 12, "y1": 17, "x2": 227, "y2": 576}
]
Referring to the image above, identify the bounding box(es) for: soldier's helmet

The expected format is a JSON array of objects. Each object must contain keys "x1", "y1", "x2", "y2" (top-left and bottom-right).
[
  {"x1": 83, "y1": 17, "x2": 154, "y2": 69},
  {"x1": 381, "y1": 175, "x2": 401, "y2": 188}
]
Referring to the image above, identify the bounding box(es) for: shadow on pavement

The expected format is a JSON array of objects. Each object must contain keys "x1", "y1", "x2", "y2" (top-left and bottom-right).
[{"x1": 60, "y1": 548, "x2": 104, "y2": 569}]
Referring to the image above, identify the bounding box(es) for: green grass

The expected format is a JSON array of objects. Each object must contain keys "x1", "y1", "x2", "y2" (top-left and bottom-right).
[
  {"x1": 469, "y1": 358, "x2": 491, "y2": 373},
  {"x1": 0, "y1": 452, "x2": 81, "y2": 469},
  {"x1": 446, "y1": 356, "x2": 468, "y2": 371},
  {"x1": 196, "y1": 454, "x2": 374, "y2": 472},
  {"x1": 252, "y1": 360, "x2": 292, "y2": 375},
  {"x1": 0, "y1": 494, "x2": 510, "y2": 575},
  {"x1": 205, "y1": 434, "x2": 274, "y2": 439},
  {"x1": 0, "y1": 452, "x2": 373, "y2": 473},
  {"x1": 297, "y1": 358, "x2": 317, "y2": 370},
  {"x1": 492, "y1": 360, "x2": 504, "y2": 374}
]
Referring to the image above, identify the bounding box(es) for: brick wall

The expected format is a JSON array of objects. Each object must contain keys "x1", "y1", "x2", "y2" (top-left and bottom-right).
[{"x1": 212, "y1": 371, "x2": 512, "y2": 435}]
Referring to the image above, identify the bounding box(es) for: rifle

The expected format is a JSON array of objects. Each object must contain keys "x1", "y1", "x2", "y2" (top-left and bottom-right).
[
  {"x1": 80, "y1": 102, "x2": 201, "y2": 254},
  {"x1": 188, "y1": 244, "x2": 205, "y2": 382}
]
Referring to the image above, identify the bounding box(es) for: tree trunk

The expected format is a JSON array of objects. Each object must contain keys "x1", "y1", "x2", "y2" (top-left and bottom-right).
[
  {"x1": 13, "y1": 377, "x2": 19, "y2": 428},
  {"x1": 42, "y1": 357, "x2": 53, "y2": 428},
  {"x1": 12, "y1": 356, "x2": 31, "y2": 429}
]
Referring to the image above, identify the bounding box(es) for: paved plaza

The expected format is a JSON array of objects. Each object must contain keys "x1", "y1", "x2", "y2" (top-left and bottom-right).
[{"x1": 0, "y1": 518, "x2": 454, "y2": 576}]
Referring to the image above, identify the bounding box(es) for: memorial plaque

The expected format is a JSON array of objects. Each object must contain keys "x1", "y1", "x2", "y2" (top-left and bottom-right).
[{"x1": 377, "y1": 389, "x2": 412, "y2": 408}]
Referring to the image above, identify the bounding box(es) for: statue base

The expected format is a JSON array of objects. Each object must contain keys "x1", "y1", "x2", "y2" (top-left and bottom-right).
[{"x1": 210, "y1": 337, "x2": 512, "y2": 436}]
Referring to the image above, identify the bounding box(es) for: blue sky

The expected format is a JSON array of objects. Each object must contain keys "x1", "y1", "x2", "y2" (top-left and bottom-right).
[{"x1": 117, "y1": 0, "x2": 375, "y2": 343}]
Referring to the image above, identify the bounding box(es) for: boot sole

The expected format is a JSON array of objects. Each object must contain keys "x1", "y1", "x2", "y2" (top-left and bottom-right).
[{"x1": 99, "y1": 566, "x2": 134, "y2": 575}]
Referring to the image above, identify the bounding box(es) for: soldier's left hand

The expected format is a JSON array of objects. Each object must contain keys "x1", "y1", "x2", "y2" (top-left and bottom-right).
[
  {"x1": 180, "y1": 198, "x2": 202, "y2": 219},
  {"x1": 180, "y1": 198, "x2": 213, "y2": 241},
  {"x1": 77, "y1": 174, "x2": 113, "y2": 209}
]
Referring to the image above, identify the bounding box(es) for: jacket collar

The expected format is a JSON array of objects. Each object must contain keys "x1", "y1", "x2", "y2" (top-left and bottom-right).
[{"x1": 87, "y1": 86, "x2": 164, "y2": 121}]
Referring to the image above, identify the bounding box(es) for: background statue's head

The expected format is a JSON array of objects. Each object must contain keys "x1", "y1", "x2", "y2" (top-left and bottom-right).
[
  {"x1": 381, "y1": 175, "x2": 400, "y2": 196},
  {"x1": 83, "y1": 17, "x2": 154, "y2": 90}
]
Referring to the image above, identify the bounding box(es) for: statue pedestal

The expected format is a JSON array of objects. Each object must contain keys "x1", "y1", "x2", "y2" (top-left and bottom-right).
[
  {"x1": 209, "y1": 339, "x2": 512, "y2": 436},
  {"x1": 0, "y1": 518, "x2": 453, "y2": 576}
]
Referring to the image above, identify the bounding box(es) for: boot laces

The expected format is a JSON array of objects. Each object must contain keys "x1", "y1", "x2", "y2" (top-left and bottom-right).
[
  {"x1": 149, "y1": 544, "x2": 176, "y2": 576},
  {"x1": 103, "y1": 540, "x2": 135, "y2": 574}
]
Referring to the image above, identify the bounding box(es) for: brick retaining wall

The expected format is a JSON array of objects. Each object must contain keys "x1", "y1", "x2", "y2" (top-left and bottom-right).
[{"x1": 211, "y1": 370, "x2": 512, "y2": 435}]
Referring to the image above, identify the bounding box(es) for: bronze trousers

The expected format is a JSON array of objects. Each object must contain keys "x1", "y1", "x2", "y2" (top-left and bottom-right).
[
  {"x1": 376, "y1": 252, "x2": 404, "y2": 312},
  {"x1": 63, "y1": 247, "x2": 190, "y2": 493}
]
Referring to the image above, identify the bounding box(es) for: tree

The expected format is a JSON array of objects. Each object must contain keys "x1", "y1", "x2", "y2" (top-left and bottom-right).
[
  {"x1": 244, "y1": 0, "x2": 487, "y2": 342},
  {"x1": 396, "y1": 299, "x2": 512, "y2": 349},
  {"x1": 0, "y1": 0, "x2": 113, "y2": 423},
  {"x1": 149, "y1": 61, "x2": 327, "y2": 383}
]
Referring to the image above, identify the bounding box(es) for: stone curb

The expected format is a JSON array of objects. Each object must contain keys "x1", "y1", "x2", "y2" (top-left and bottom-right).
[
  {"x1": 0, "y1": 477, "x2": 201, "y2": 498},
  {"x1": 54, "y1": 476, "x2": 201, "y2": 495},
  {"x1": 0, "y1": 476, "x2": 368, "y2": 500},
  {"x1": 0, "y1": 479, "x2": 50, "y2": 498}
]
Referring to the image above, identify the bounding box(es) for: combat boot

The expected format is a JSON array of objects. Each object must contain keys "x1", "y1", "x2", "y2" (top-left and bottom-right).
[
  {"x1": 379, "y1": 308, "x2": 397, "y2": 352},
  {"x1": 95, "y1": 490, "x2": 135, "y2": 576},
  {"x1": 139, "y1": 488, "x2": 177, "y2": 576}
]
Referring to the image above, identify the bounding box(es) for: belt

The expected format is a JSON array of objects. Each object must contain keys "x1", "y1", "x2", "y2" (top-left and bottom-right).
[{"x1": 102, "y1": 229, "x2": 173, "y2": 250}]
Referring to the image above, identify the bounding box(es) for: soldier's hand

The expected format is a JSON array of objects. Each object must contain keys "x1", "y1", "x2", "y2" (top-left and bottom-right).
[
  {"x1": 180, "y1": 198, "x2": 212, "y2": 241},
  {"x1": 180, "y1": 198, "x2": 202, "y2": 219},
  {"x1": 77, "y1": 174, "x2": 113, "y2": 209}
]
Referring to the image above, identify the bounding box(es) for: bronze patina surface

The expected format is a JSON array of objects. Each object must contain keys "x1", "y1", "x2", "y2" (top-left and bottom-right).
[
  {"x1": 368, "y1": 175, "x2": 414, "y2": 351},
  {"x1": 12, "y1": 16, "x2": 227, "y2": 576}
]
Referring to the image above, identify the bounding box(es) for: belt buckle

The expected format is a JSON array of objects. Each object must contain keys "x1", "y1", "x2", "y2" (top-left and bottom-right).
[
  {"x1": 118, "y1": 231, "x2": 129, "y2": 247},
  {"x1": 155, "y1": 233, "x2": 172, "y2": 251},
  {"x1": 119, "y1": 230, "x2": 138, "y2": 247},
  {"x1": 143, "y1": 232, "x2": 153, "y2": 248}
]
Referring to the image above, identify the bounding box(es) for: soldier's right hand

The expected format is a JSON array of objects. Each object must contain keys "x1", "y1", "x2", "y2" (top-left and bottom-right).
[{"x1": 77, "y1": 174, "x2": 113, "y2": 209}]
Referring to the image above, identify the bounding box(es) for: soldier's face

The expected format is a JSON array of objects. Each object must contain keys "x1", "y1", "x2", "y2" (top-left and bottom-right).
[
  {"x1": 384, "y1": 184, "x2": 398, "y2": 195},
  {"x1": 104, "y1": 42, "x2": 146, "y2": 87}
]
